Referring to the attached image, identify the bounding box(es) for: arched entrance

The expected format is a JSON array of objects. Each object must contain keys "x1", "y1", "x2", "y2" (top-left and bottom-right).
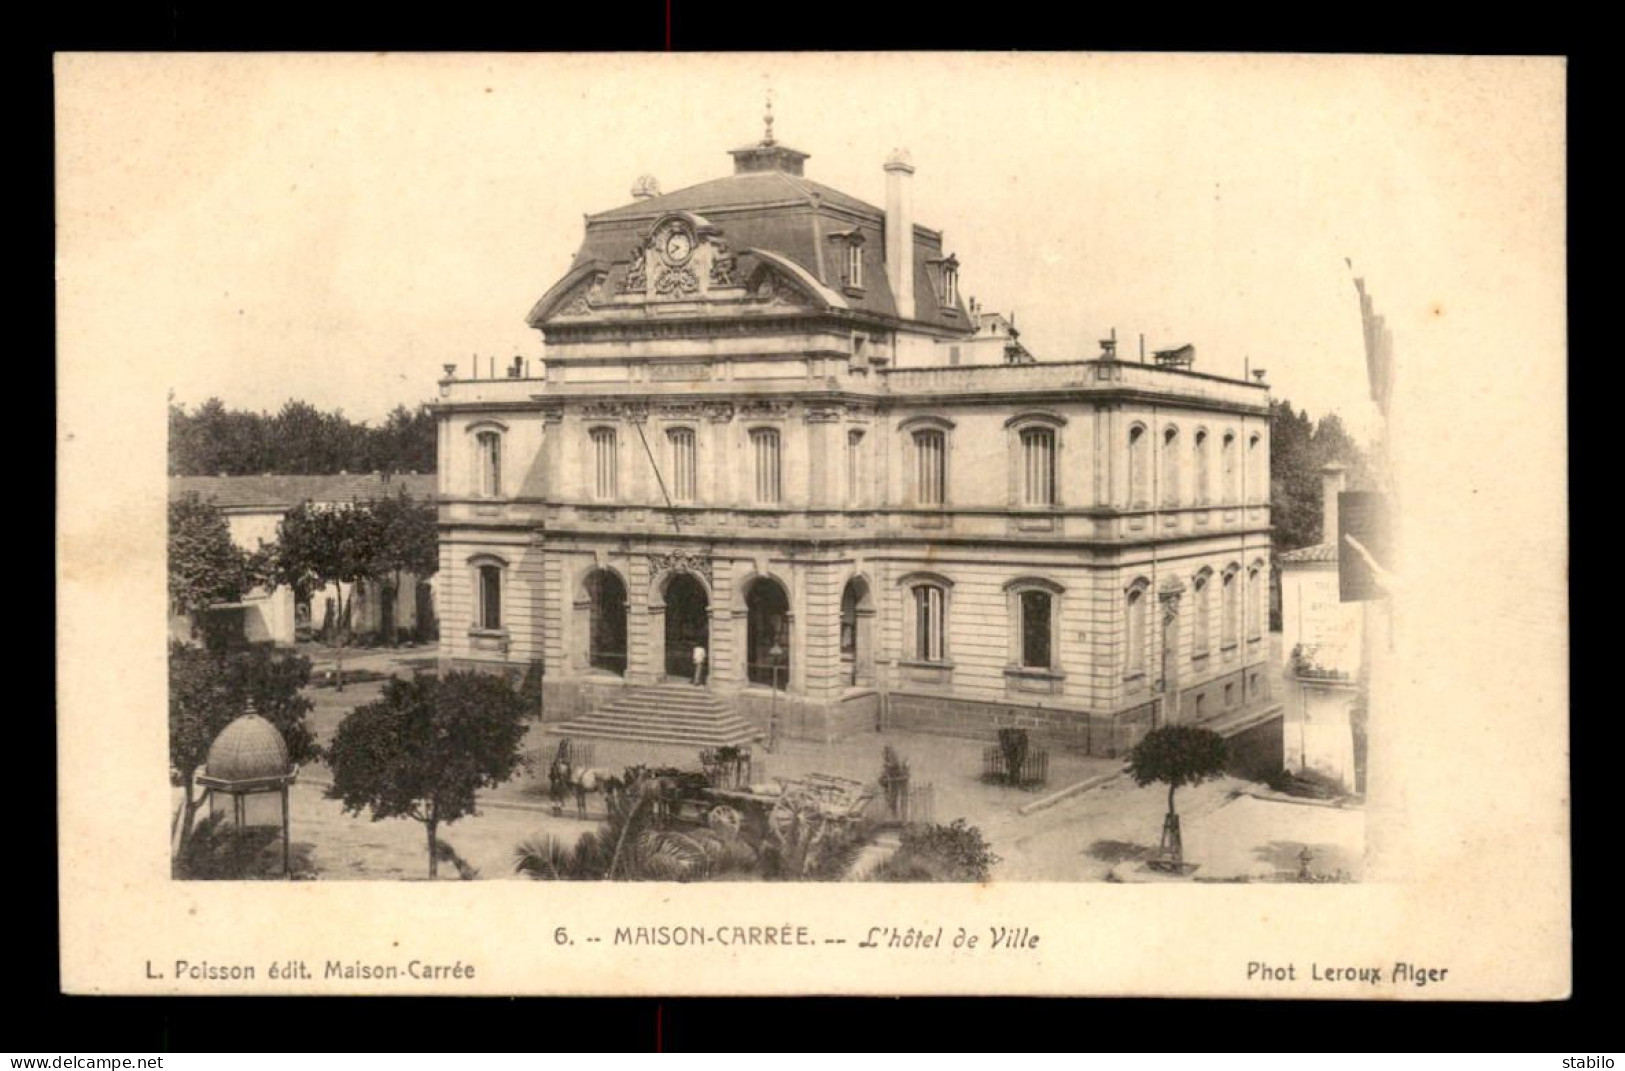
[
  {"x1": 840, "y1": 577, "x2": 874, "y2": 688},
  {"x1": 663, "y1": 573, "x2": 710, "y2": 681},
  {"x1": 745, "y1": 578, "x2": 791, "y2": 689},
  {"x1": 585, "y1": 570, "x2": 628, "y2": 675}
]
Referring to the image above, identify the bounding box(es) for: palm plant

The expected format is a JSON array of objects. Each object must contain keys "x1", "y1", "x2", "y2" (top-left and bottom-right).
[{"x1": 515, "y1": 783, "x2": 758, "y2": 882}]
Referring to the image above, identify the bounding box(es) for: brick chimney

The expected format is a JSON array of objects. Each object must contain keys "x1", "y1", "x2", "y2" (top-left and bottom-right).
[
  {"x1": 884, "y1": 148, "x2": 915, "y2": 321},
  {"x1": 1321, "y1": 463, "x2": 1348, "y2": 546}
]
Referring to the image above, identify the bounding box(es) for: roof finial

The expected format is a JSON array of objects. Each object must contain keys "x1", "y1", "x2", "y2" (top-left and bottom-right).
[{"x1": 763, "y1": 88, "x2": 776, "y2": 146}]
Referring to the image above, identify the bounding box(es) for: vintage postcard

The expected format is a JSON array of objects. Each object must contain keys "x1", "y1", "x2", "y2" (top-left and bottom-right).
[{"x1": 55, "y1": 52, "x2": 1569, "y2": 998}]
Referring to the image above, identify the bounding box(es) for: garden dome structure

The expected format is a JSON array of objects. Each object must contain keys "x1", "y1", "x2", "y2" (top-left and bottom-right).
[{"x1": 198, "y1": 704, "x2": 299, "y2": 877}]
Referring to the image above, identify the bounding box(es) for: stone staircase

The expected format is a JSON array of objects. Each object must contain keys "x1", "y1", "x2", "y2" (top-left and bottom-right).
[{"x1": 551, "y1": 683, "x2": 762, "y2": 748}]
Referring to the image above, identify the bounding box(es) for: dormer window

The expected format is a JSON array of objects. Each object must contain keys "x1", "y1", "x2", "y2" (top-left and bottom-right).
[
  {"x1": 831, "y1": 229, "x2": 866, "y2": 292},
  {"x1": 940, "y1": 255, "x2": 960, "y2": 307}
]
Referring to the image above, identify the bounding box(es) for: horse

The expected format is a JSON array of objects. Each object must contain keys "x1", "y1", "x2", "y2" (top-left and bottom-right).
[
  {"x1": 621, "y1": 765, "x2": 708, "y2": 827},
  {"x1": 548, "y1": 758, "x2": 624, "y2": 821}
]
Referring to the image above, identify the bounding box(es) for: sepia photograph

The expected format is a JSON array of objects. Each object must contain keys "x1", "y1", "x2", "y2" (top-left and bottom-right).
[{"x1": 56, "y1": 51, "x2": 1569, "y2": 998}]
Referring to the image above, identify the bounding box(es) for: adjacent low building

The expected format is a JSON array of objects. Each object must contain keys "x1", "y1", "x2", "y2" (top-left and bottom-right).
[
  {"x1": 168, "y1": 472, "x2": 439, "y2": 647},
  {"x1": 1279, "y1": 463, "x2": 1363, "y2": 788},
  {"x1": 434, "y1": 124, "x2": 1275, "y2": 755}
]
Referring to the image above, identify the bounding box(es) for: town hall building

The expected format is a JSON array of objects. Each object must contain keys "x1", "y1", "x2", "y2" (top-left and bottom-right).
[{"x1": 433, "y1": 119, "x2": 1274, "y2": 755}]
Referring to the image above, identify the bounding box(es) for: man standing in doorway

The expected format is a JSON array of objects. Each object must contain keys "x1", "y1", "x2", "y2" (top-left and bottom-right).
[{"x1": 692, "y1": 643, "x2": 708, "y2": 686}]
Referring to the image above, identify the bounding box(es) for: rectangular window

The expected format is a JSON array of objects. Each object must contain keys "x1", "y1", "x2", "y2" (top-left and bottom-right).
[
  {"x1": 847, "y1": 242, "x2": 864, "y2": 289},
  {"x1": 668, "y1": 427, "x2": 696, "y2": 502},
  {"x1": 1195, "y1": 693, "x2": 1206, "y2": 719},
  {"x1": 591, "y1": 428, "x2": 617, "y2": 500},
  {"x1": 915, "y1": 586, "x2": 945, "y2": 662},
  {"x1": 1021, "y1": 427, "x2": 1056, "y2": 506},
  {"x1": 751, "y1": 428, "x2": 781, "y2": 504},
  {"x1": 478, "y1": 565, "x2": 502, "y2": 630},
  {"x1": 1020, "y1": 590, "x2": 1052, "y2": 669},
  {"x1": 1225, "y1": 682, "x2": 1235, "y2": 707},
  {"x1": 914, "y1": 429, "x2": 945, "y2": 506},
  {"x1": 477, "y1": 431, "x2": 502, "y2": 497},
  {"x1": 846, "y1": 429, "x2": 864, "y2": 506}
]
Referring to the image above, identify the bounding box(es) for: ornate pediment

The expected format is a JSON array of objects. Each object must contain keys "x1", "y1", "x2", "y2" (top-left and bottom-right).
[{"x1": 614, "y1": 212, "x2": 744, "y2": 304}]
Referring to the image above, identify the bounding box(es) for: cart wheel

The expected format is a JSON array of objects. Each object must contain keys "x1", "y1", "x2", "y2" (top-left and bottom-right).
[{"x1": 768, "y1": 788, "x2": 821, "y2": 846}]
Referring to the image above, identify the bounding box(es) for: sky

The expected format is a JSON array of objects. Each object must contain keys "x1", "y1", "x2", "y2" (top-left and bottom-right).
[{"x1": 57, "y1": 53, "x2": 1564, "y2": 443}]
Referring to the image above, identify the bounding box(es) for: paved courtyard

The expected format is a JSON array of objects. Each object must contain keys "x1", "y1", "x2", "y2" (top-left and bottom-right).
[{"x1": 199, "y1": 636, "x2": 1362, "y2": 883}]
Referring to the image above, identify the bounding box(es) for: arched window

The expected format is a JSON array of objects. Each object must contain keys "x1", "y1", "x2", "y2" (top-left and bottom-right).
[
  {"x1": 590, "y1": 427, "x2": 618, "y2": 500},
  {"x1": 1021, "y1": 427, "x2": 1056, "y2": 506},
  {"x1": 1247, "y1": 563, "x2": 1264, "y2": 640},
  {"x1": 1222, "y1": 431, "x2": 1238, "y2": 504},
  {"x1": 1127, "y1": 424, "x2": 1149, "y2": 507},
  {"x1": 914, "y1": 583, "x2": 948, "y2": 662},
  {"x1": 476, "y1": 563, "x2": 503, "y2": 630},
  {"x1": 913, "y1": 428, "x2": 946, "y2": 506},
  {"x1": 1126, "y1": 580, "x2": 1149, "y2": 676},
  {"x1": 750, "y1": 428, "x2": 781, "y2": 504},
  {"x1": 475, "y1": 430, "x2": 502, "y2": 498},
  {"x1": 585, "y1": 569, "x2": 628, "y2": 675},
  {"x1": 1193, "y1": 568, "x2": 1212, "y2": 657},
  {"x1": 846, "y1": 429, "x2": 865, "y2": 506},
  {"x1": 1162, "y1": 426, "x2": 1180, "y2": 506},
  {"x1": 667, "y1": 427, "x2": 696, "y2": 502},
  {"x1": 744, "y1": 577, "x2": 792, "y2": 688},
  {"x1": 1248, "y1": 433, "x2": 1264, "y2": 503},
  {"x1": 1194, "y1": 429, "x2": 1211, "y2": 505},
  {"x1": 1222, "y1": 565, "x2": 1239, "y2": 648}
]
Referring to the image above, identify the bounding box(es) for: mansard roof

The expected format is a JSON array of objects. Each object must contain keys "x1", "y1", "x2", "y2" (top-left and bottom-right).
[{"x1": 537, "y1": 149, "x2": 972, "y2": 334}]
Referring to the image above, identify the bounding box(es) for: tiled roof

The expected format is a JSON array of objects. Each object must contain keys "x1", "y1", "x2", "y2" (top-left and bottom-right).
[
  {"x1": 169, "y1": 473, "x2": 437, "y2": 510},
  {"x1": 1279, "y1": 541, "x2": 1338, "y2": 564}
]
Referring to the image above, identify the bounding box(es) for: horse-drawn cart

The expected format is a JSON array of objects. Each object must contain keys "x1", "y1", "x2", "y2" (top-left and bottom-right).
[{"x1": 674, "y1": 773, "x2": 877, "y2": 849}]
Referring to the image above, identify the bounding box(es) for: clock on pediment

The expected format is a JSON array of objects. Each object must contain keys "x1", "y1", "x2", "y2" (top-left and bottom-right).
[{"x1": 657, "y1": 220, "x2": 696, "y2": 267}]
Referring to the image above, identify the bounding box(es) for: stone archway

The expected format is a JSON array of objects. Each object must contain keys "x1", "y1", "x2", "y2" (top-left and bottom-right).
[{"x1": 662, "y1": 572, "x2": 710, "y2": 681}]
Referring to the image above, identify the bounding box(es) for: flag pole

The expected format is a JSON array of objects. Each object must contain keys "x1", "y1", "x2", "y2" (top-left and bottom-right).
[{"x1": 632, "y1": 417, "x2": 683, "y2": 537}]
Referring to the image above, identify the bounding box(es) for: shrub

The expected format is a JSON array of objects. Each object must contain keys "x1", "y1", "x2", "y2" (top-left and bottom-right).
[{"x1": 869, "y1": 819, "x2": 999, "y2": 883}]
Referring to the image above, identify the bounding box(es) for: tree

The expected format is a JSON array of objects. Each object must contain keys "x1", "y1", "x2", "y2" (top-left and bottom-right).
[
  {"x1": 169, "y1": 396, "x2": 439, "y2": 476},
  {"x1": 1127, "y1": 725, "x2": 1230, "y2": 871},
  {"x1": 326, "y1": 671, "x2": 530, "y2": 878},
  {"x1": 169, "y1": 494, "x2": 256, "y2": 642},
  {"x1": 368, "y1": 489, "x2": 439, "y2": 645},
  {"x1": 168, "y1": 643, "x2": 317, "y2": 857},
  {"x1": 268, "y1": 501, "x2": 381, "y2": 689}
]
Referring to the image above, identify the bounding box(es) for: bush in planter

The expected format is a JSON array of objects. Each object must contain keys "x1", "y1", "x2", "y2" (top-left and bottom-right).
[{"x1": 879, "y1": 746, "x2": 910, "y2": 820}]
